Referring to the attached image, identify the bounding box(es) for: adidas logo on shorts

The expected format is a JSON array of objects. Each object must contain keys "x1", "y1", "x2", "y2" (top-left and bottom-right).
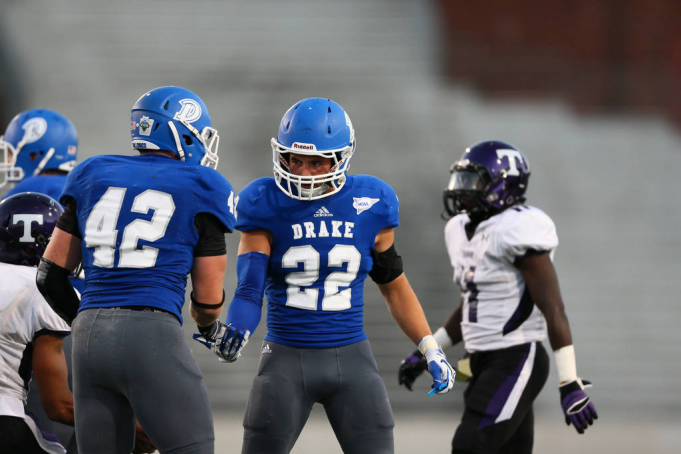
[
  {"x1": 314, "y1": 206, "x2": 333, "y2": 217},
  {"x1": 262, "y1": 344, "x2": 272, "y2": 355}
]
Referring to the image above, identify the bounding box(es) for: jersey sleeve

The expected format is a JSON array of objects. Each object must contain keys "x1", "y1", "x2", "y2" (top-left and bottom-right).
[
  {"x1": 499, "y1": 208, "x2": 558, "y2": 262},
  {"x1": 32, "y1": 293, "x2": 71, "y2": 337},
  {"x1": 377, "y1": 180, "x2": 399, "y2": 230},
  {"x1": 352, "y1": 175, "x2": 399, "y2": 231},
  {"x1": 193, "y1": 168, "x2": 236, "y2": 233},
  {"x1": 234, "y1": 178, "x2": 271, "y2": 232},
  {"x1": 59, "y1": 157, "x2": 94, "y2": 207}
]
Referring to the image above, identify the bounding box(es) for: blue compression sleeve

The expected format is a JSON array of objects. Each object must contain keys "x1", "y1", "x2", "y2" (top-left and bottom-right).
[{"x1": 225, "y1": 252, "x2": 268, "y2": 334}]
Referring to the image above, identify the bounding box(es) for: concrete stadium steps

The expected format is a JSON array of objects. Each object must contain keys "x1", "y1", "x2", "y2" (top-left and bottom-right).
[{"x1": 4, "y1": 0, "x2": 681, "y2": 424}]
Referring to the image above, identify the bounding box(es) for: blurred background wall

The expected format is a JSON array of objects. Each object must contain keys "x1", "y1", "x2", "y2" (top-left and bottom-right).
[{"x1": 2, "y1": 0, "x2": 680, "y2": 452}]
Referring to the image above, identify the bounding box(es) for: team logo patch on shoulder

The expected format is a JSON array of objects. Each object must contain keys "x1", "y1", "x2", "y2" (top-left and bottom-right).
[
  {"x1": 353, "y1": 197, "x2": 379, "y2": 215},
  {"x1": 138, "y1": 116, "x2": 154, "y2": 136},
  {"x1": 314, "y1": 206, "x2": 333, "y2": 217}
]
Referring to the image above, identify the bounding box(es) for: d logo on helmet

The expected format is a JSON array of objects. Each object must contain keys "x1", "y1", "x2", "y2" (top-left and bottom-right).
[
  {"x1": 174, "y1": 99, "x2": 202, "y2": 123},
  {"x1": 21, "y1": 118, "x2": 48, "y2": 144}
]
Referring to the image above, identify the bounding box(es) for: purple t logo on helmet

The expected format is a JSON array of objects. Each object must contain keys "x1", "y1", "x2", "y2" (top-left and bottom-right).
[
  {"x1": 0, "y1": 192, "x2": 64, "y2": 267},
  {"x1": 443, "y1": 140, "x2": 531, "y2": 218}
]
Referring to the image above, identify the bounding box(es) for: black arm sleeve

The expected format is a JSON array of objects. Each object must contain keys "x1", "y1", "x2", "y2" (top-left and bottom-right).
[
  {"x1": 56, "y1": 198, "x2": 82, "y2": 239},
  {"x1": 369, "y1": 244, "x2": 404, "y2": 284},
  {"x1": 194, "y1": 212, "x2": 227, "y2": 257},
  {"x1": 36, "y1": 257, "x2": 81, "y2": 325}
]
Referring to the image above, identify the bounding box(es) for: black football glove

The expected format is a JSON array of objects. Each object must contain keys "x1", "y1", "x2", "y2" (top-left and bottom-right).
[{"x1": 398, "y1": 349, "x2": 428, "y2": 391}]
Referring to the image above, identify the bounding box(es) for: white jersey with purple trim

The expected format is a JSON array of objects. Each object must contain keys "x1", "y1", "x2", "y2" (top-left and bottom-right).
[
  {"x1": 444, "y1": 205, "x2": 558, "y2": 352},
  {"x1": 0, "y1": 262, "x2": 71, "y2": 418}
]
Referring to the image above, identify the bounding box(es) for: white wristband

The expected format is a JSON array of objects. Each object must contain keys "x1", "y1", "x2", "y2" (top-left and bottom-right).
[
  {"x1": 433, "y1": 327, "x2": 454, "y2": 350},
  {"x1": 554, "y1": 345, "x2": 578, "y2": 384},
  {"x1": 417, "y1": 335, "x2": 439, "y2": 356}
]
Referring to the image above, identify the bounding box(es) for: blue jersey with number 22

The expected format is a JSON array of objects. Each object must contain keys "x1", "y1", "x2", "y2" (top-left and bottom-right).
[
  {"x1": 235, "y1": 175, "x2": 399, "y2": 348},
  {"x1": 61, "y1": 154, "x2": 235, "y2": 323}
]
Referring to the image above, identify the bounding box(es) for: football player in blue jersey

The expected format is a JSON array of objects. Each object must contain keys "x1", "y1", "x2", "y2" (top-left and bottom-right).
[
  {"x1": 35, "y1": 86, "x2": 235, "y2": 453},
  {"x1": 1, "y1": 109, "x2": 82, "y2": 452},
  {"x1": 193, "y1": 97, "x2": 456, "y2": 454},
  {"x1": 0, "y1": 108, "x2": 78, "y2": 200},
  {"x1": 397, "y1": 141, "x2": 597, "y2": 453},
  {"x1": 0, "y1": 109, "x2": 84, "y2": 292}
]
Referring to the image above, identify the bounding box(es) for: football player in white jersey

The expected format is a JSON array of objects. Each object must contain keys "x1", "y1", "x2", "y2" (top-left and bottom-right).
[
  {"x1": 0, "y1": 193, "x2": 73, "y2": 453},
  {"x1": 0, "y1": 193, "x2": 154, "y2": 453},
  {"x1": 398, "y1": 140, "x2": 597, "y2": 453}
]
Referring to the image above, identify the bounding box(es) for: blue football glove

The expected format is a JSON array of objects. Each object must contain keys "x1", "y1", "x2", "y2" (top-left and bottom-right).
[
  {"x1": 559, "y1": 378, "x2": 598, "y2": 434},
  {"x1": 425, "y1": 347, "x2": 455, "y2": 396},
  {"x1": 192, "y1": 320, "x2": 250, "y2": 363}
]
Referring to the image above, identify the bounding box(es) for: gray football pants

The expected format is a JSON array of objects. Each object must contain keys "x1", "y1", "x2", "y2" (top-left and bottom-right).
[
  {"x1": 242, "y1": 339, "x2": 395, "y2": 454},
  {"x1": 71, "y1": 308, "x2": 214, "y2": 454}
]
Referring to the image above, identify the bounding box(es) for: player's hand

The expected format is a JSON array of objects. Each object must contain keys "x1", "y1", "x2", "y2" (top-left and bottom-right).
[
  {"x1": 133, "y1": 421, "x2": 156, "y2": 453},
  {"x1": 192, "y1": 320, "x2": 250, "y2": 363},
  {"x1": 559, "y1": 378, "x2": 598, "y2": 434},
  {"x1": 398, "y1": 349, "x2": 427, "y2": 391},
  {"x1": 425, "y1": 347, "x2": 455, "y2": 396}
]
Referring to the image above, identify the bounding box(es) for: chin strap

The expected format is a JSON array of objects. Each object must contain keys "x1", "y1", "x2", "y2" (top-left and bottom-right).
[
  {"x1": 33, "y1": 148, "x2": 56, "y2": 176},
  {"x1": 167, "y1": 121, "x2": 185, "y2": 161}
]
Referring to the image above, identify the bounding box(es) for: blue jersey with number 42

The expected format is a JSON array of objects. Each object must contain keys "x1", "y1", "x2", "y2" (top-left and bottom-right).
[
  {"x1": 236, "y1": 175, "x2": 399, "y2": 348},
  {"x1": 61, "y1": 155, "x2": 235, "y2": 322}
]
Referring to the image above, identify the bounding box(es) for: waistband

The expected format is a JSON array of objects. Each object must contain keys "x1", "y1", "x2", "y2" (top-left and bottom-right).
[{"x1": 104, "y1": 306, "x2": 176, "y2": 317}]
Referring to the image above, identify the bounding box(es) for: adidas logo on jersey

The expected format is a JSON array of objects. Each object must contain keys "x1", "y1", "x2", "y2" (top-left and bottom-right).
[
  {"x1": 261, "y1": 344, "x2": 272, "y2": 355},
  {"x1": 314, "y1": 206, "x2": 333, "y2": 217}
]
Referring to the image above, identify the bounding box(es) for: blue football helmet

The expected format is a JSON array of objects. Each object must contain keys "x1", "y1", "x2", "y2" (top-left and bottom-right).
[
  {"x1": 0, "y1": 109, "x2": 78, "y2": 188},
  {"x1": 443, "y1": 140, "x2": 531, "y2": 218},
  {"x1": 0, "y1": 192, "x2": 64, "y2": 267},
  {"x1": 272, "y1": 98, "x2": 355, "y2": 200},
  {"x1": 131, "y1": 86, "x2": 219, "y2": 168}
]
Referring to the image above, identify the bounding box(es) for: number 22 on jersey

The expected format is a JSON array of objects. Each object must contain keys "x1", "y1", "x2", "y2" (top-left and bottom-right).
[{"x1": 283, "y1": 244, "x2": 360, "y2": 311}]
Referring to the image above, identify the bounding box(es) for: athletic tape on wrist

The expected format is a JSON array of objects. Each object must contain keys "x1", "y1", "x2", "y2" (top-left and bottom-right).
[
  {"x1": 554, "y1": 344, "x2": 578, "y2": 384},
  {"x1": 417, "y1": 335, "x2": 439, "y2": 356},
  {"x1": 433, "y1": 327, "x2": 454, "y2": 350}
]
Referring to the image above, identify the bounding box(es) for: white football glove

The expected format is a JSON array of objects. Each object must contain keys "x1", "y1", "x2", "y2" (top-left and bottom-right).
[{"x1": 418, "y1": 335, "x2": 456, "y2": 396}]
